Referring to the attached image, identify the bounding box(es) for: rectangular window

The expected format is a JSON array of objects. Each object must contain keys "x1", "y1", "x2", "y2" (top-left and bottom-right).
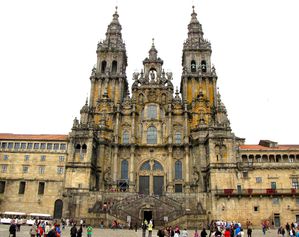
[
  {"x1": 8, "y1": 142, "x2": 13, "y2": 149},
  {"x1": 39, "y1": 166, "x2": 45, "y2": 174},
  {"x1": 272, "y1": 197, "x2": 279, "y2": 204},
  {"x1": 27, "y1": 143, "x2": 33, "y2": 149},
  {"x1": 243, "y1": 171, "x2": 248, "y2": 178},
  {"x1": 34, "y1": 143, "x2": 40, "y2": 149},
  {"x1": 1, "y1": 142, "x2": 7, "y2": 149},
  {"x1": 38, "y1": 182, "x2": 45, "y2": 195},
  {"x1": 47, "y1": 143, "x2": 53, "y2": 150},
  {"x1": 40, "y1": 155, "x2": 46, "y2": 161},
  {"x1": 14, "y1": 142, "x2": 20, "y2": 149},
  {"x1": 3, "y1": 155, "x2": 9, "y2": 160},
  {"x1": 0, "y1": 181, "x2": 5, "y2": 193},
  {"x1": 40, "y1": 143, "x2": 46, "y2": 149},
  {"x1": 175, "y1": 184, "x2": 183, "y2": 193},
  {"x1": 59, "y1": 156, "x2": 65, "y2": 162},
  {"x1": 237, "y1": 185, "x2": 242, "y2": 194},
  {"x1": 271, "y1": 182, "x2": 277, "y2": 189},
  {"x1": 21, "y1": 143, "x2": 26, "y2": 149},
  {"x1": 147, "y1": 105, "x2": 157, "y2": 119},
  {"x1": 53, "y1": 143, "x2": 59, "y2": 150},
  {"x1": 254, "y1": 206, "x2": 259, "y2": 212},
  {"x1": 60, "y1": 144, "x2": 66, "y2": 150},
  {"x1": 1, "y1": 165, "x2": 8, "y2": 173},
  {"x1": 292, "y1": 178, "x2": 299, "y2": 189},
  {"x1": 19, "y1": 181, "x2": 26, "y2": 194},
  {"x1": 57, "y1": 167, "x2": 64, "y2": 174},
  {"x1": 24, "y1": 155, "x2": 30, "y2": 161},
  {"x1": 256, "y1": 177, "x2": 262, "y2": 183},
  {"x1": 22, "y1": 166, "x2": 29, "y2": 173}
]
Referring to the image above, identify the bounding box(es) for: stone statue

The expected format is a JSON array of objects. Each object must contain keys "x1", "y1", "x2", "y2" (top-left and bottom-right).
[
  {"x1": 192, "y1": 166, "x2": 200, "y2": 185},
  {"x1": 103, "y1": 167, "x2": 112, "y2": 185}
]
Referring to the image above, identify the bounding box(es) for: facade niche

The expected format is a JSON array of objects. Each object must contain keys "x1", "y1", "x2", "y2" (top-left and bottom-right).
[{"x1": 201, "y1": 60, "x2": 207, "y2": 73}]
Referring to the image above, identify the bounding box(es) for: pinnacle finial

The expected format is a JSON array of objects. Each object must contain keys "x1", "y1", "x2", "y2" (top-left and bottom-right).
[
  {"x1": 152, "y1": 38, "x2": 155, "y2": 47},
  {"x1": 192, "y1": 5, "x2": 195, "y2": 13},
  {"x1": 115, "y1": 6, "x2": 118, "y2": 14}
]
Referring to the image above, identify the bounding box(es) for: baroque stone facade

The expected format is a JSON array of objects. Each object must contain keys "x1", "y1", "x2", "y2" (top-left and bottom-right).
[{"x1": 0, "y1": 7, "x2": 299, "y2": 228}]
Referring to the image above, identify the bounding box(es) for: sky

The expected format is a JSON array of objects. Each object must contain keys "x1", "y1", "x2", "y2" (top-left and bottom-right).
[{"x1": 0, "y1": 0, "x2": 299, "y2": 144}]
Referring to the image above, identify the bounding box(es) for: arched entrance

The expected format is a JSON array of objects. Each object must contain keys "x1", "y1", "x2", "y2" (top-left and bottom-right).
[
  {"x1": 138, "y1": 160, "x2": 164, "y2": 196},
  {"x1": 53, "y1": 199, "x2": 63, "y2": 219}
]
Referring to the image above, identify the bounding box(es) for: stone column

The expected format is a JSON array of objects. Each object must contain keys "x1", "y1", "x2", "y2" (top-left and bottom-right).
[
  {"x1": 112, "y1": 146, "x2": 119, "y2": 186},
  {"x1": 129, "y1": 145, "x2": 135, "y2": 192},
  {"x1": 89, "y1": 77, "x2": 96, "y2": 107},
  {"x1": 167, "y1": 146, "x2": 174, "y2": 192}
]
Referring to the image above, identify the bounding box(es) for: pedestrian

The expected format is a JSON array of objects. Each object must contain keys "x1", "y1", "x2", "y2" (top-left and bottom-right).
[
  {"x1": 142, "y1": 220, "x2": 147, "y2": 237},
  {"x1": 247, "y1": 226, "x2": 252, "y2": 237},
  {"x1": 181, "y1": 228, "x2": 189, "y2": 237},
  {"x1": 86, "y1": 225, "x2": 93, "y2": 237},
  {"x1": 47, "y1": 226, "x2": 57, "y2": 237},
  {"x1": 194, "y1": 229, "x2": 199, "y2": 237},
  {"x1": 157, "y1": 227, "x2": 166, "y2": 237},
  {"x1": 77, "y1": 224, "x2": 83, "y2": 237},
  {"x1": 45, "y1": 222, "x2": 51, "y2": 237},
  {"x1": 134, "y1": 222, "x2": 138, "y2": 232},
  {"x1": 9, "y1": 220, "x2": 17, "y2": 237},
  {"x1": 29, "y1": 224, "x2": 36, "y2": 237},
  {"x1": 224, "y1": 228, "x2": 230, "y2": 237},
  {"x1": 148, "y1": 220, "x2": 153, "y2": 237},
  {"x1": 70, "y1": 223, "x2": 77, "y2": 237},
  {"x1": 200, "y1": 227, "x2": 207, "y2": 237}
]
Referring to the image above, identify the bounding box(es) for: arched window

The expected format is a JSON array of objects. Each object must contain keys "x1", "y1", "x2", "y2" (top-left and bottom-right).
[
  {"x1": 201, "y1": 60, "x2": 207, "y2": 73},
  {"x1": 82, "y1": 144, "x2": 87, "y2": 153},
  {"x1": 147, "y1": 105, "x2": 157, "y2": 119},
  {"x1": 75, "y1": 144, "x2": 81, "y2": 153},
  {"x1": 112, "y1": 60, "x2": 117, "y2": 74},
  {"x1": 123, "y1": 131, "x2": 129, "y2": 144},
  {"x1": 140, "y1": 161, "x2": 151, "y2": 171},
  {"x1": 153, "y1": 160, "x2": 163, "y2": 171},
  {"x1": 175, "y1": 160, "x2": 182, "y2": 180},
  {"x1": 147, "y1": 126, "x2": 157, "y2": 144},
  {"x1": 174, "y1": 132, "x2": 182, "y2": 144},
  {"x1": 121, "y1": 160, "x2": 129, "y2": 179},
  {"x1": 101, "y1": 61, "x2": 107, "y2": 73},
  {"x1": 191, "y1": 60, "x2": 196, "y2": 73}
]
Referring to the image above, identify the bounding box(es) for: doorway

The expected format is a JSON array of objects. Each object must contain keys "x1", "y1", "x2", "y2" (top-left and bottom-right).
[
  {"x1": 143, "y1": 210, "x2": 152, "y2": 222},
  {"x1": 274, "y1": 213, "x2": 280, "y2": 227}
]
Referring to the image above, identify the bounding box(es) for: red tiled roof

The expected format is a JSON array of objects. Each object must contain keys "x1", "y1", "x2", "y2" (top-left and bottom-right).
[
  {"x1": 240, "y1": 144, "x2": 299, "y2": 151},
  {"x1": 0, "y1": 133, "x2": 68, "y2": 141}
]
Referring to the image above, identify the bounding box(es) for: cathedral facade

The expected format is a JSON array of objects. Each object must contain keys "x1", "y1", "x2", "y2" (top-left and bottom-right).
[{"x1": 0, "y1": 7, "x2": 299, "y2": 228}]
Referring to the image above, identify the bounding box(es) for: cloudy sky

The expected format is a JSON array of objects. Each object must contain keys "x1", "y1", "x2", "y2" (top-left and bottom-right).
[{"x1": 0, "y1": 0, "x2": 298, "y2": 144}]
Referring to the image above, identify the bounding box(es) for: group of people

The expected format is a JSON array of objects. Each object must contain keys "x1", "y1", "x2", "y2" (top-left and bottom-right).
[
  {"x1": 29, "y1": 221, "x2": 62, "y2": 237},
  {"x1": 277, "y1": 222, "x2": 299, "y2": 237},
  {"x1": 156, "y1": 225, "x2": 189, "y2": 237}
]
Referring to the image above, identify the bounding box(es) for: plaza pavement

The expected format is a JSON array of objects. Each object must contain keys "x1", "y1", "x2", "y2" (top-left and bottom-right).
[{"x1": 0, "y1": 224, "x2": 277, "y2": 237}]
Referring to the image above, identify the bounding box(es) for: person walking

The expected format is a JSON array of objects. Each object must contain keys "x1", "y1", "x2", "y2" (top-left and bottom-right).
[
  {"x1": 247, "y1": 226, "x2": 252, "y2": 237},
  {"x1": 9, "y1": 220, "x2": 17, "y2": 237},
  {"x1": 70, "y1": 223, "x2": 77, "y2": 237},
  {"x1": 148, "y1": 220, "x2": 153, "y2": 237},
  {"x1": 200, "y1": 227, "x2": 207, "y2": 237},
  {"x1": 77, "y1": 224, "x2": 83, "y2": 237},
  {"x1": 181, "y1": 228, "x2": 189, "y2": 237},
  {"x1": 86, "y1": 225, "x2": 93, "y2": 237},
  {"x1": 194, "y1": 229, "x2": 199, "y2": 237}
]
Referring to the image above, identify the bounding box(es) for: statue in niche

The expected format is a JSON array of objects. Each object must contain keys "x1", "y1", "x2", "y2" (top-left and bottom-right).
[
  {"x1": 103, "y1": 167, "x2": 112, "y2": 187},
  {"x1": 192, "y1": 166, "x2": 200, "y2": 186}
]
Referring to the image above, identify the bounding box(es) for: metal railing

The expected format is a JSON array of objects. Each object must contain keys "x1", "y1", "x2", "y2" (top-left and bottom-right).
[{"x1": 215, "y1": 188, "x2": 298, "y2": 196}]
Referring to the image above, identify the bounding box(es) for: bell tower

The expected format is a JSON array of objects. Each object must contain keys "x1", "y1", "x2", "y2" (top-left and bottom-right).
[
  {"x1": 181, "y1": 6, "x2": 217, "y2": 106},
  {"x1": 89, "y1": 6, "x2": 128, "y2": 107}
]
